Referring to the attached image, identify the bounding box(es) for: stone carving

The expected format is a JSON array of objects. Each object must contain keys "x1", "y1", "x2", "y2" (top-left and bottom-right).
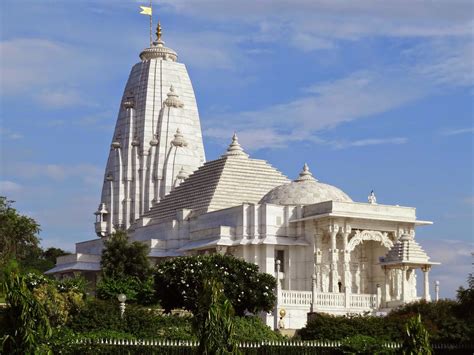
[
  {"x1": 368, "y1": 190, "x2": 377, "y2": 204},
  {"x1": 347, "y1": 230, "x2": 393, "y2": 252}
]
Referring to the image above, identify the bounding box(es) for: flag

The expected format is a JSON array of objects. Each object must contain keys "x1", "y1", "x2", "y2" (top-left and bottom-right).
[{"x1": 140, "y1": 6, "x2": 152, "y2": 16}]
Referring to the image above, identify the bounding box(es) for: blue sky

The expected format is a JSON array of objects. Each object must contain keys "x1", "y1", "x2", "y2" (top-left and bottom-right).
[{"x1": 0, "y1": 0, "x2": 472, "y2": 298}]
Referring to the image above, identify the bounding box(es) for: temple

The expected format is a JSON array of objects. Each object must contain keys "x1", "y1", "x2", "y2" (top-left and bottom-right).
[{"x1": 47, "y1": 22, "x2": 439, "y2": 329}]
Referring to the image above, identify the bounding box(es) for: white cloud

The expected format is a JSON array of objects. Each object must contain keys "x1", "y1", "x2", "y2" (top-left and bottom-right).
[
  {"x1": 0, "y1": 180, "x2": 22, "y2": 194},
  {"x1": 441, "y1": 127, "x2": 474, "y2": 136},
  {"x1": 331, "y1": 137, "x2": 408, "y2": 150},
  {"x1": 35, "y1": 89, "x2": 86, "y2": 109},
  {"x1": 3, "y1": 162, "x2": 103, "y2": 185},
  {"x1": 0, "y1": 127, "x2": 23, "y2": 140},
  {"x1": 420, "y1": 238, "x2": 473, "y2": 298}
]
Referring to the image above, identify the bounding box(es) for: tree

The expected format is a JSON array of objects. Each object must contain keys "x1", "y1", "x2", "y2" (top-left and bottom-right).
[
  {"x1": 0, "y1": 197, "x2": 41, "y2": 268},
  {"x1": 97, "y1": 231, "x2": 154, "y2": 305},
  {"x1": 154, "y1": 254, "x2": 277, "y2": 316},
  {"x1": 43, "y1": 247, "x2": 69, "y2": 265},
  {"x1": 456, "y1": 273, "x2": 474, "y2": 321},
  {"x1": 101, "y1": 231, "x2": 151, "y2": 279},
  {"x1": 194, "y1": 279, "x2": 239, "y2": 355}
]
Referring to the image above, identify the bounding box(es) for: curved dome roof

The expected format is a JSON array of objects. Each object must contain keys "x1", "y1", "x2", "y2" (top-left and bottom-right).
[{"x1": 260, "y1": 163, "x2": 352, "y2": 205}]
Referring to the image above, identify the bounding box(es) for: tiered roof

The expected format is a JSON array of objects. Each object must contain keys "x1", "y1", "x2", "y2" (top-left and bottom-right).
[
  {"x1": 382, "y1": 234, "x2": 437, "y2": 266},
  {"x1": 143, "y1": 135, "x2": 289, "y2": 223}
]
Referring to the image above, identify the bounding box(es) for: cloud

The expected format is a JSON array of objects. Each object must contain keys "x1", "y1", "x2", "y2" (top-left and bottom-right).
[
  {"x1": 159, "y1": 0, "x2": 473, "y2": 42},
  {"x1": 331, "y1": 137, "x2": 408, "y2": 150},
  {"x1": 35, "y1": 89, "x2": 86, "y2": 109},
  {"x1": 420, "y1": 238, "x2": 473, "y2": 298},
  {"x1": 0, "y1": 180, "x2": 22, "y2": 194},
  {"x1": 203, "y1": 70, "x2": 424, "y2": 150},
  {"x1": 0, "y1": 128, "x2": 23, "y2": 140},
  {"x1": 3, "y1": 162, "x2": 103, "y2": 185},
  {"x1": 441, "y1": 127, "x2": 474, "y2": 136}
]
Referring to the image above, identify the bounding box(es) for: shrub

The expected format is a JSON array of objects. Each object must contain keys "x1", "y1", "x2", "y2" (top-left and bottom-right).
[
  {"x1": 297, "y1": 312, "x2": 401, "y2": 342},
  {"x1": 388, "y1": 300, "x2": 472, "y2": 343},
  {"x1": 1, "y1": 272, "x2": 52, "y2": 354},
  {"x1": 68, "y1": 299, "x2": 196, "y2": 340},
  {"x1": 154, "y1": 254, "x2": 276, "y2": 316},
  {"x1": 340, "y1": 335, "x2": 394, "y2": 355},
  {"x1": 233, "y1": 316, "x2": 283, "y2": 342}
]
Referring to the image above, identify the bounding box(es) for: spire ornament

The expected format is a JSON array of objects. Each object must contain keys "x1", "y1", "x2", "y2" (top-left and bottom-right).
[
  {"x1": 156, "y1": 21, "x2": 162, "y2": 42},
  {"x1": 223, "y1": 133, "x2": 249, "y2": 158},
  {"x1": 294, "y1": 163, "x2": 317, "y2": 182}
]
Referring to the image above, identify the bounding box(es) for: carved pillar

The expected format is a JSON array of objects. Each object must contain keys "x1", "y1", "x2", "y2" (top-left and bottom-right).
[
  {"x1": 401, "y1": 266, "x2": 408, "y2": 302},
  {"x1": 341, "y1": 226, "x2": 351, "y2": 293},
  {"x1": 274, "y1": 260, "x2": 282, "y2": 330},
  {"x1": 311, "y1": 274, "x2": 317, "y2": 312},
  {"x1": 313, "y1": 222, "x2": 323, "y2": 292},
  {"x1": 383, "y1": 267, "x2": 391, "y2": 305},
  {"x1": 329, "y1": 224, "x2": 339, "y2": 293},
  {"x1": 421, "y1": 265, "x2": 431, "y2": 301}
]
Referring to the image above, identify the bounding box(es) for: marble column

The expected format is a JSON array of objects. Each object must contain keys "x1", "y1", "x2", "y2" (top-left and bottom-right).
[
  {"x1": 313, "y1": 223, "x2": 323, "y2": 292},
  {"x1": 329, "y1": 224, "x2": 339, "y2": 293},
  {"x1": 342, "y1": 227, "x2": 351, "y2": 293},
  {"x1": 422, "y1": 265, "x2": 431, "y2": 301},
  {"x1": 383, "y1": 267, "x2": 391, "y2": 305},
  {"x1": 401, "y1": 266, "x2": 408, "y2": 302}
]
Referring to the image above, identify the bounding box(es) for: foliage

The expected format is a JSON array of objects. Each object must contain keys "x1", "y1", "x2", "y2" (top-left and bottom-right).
[
  {"x1": 96, "y1": 275, "x2": 155, "y2": 306},
  {"x1": 1, "y1": 271, "x2": 52, "y2": 354},
  {"x1": 388, "y1": 299, "x2": 473, "y2": 343},
  {"x1": 297, "y1": 312, "x2": 402, "y2": 342},
  {"x1": 0, "y1": 197, "x2": 41, "y2": 269},
  {"x1": 68, "y1": 299, "x2": 196, "y2": 340},
  {"x1": 101, "y1": 230, "x2": 152, "y2": 279},
  {"x1": 154, "y1": 254, "x2": 276, "y2": 316},
  {"x1": 233, "y1": 316, "x2": 283, "y2": 343},
  {"x1": 194, "y1": 279, "x2": 239, "y2": 354},
  {"x1": 340, "y1": 335, "x2": 394, "y2": 355},
  {"x1": 456, "y1": 273, "x2": 474, "y2": 323},
  {"x1": 401, "y1": 315, "x2": 432, "y2": 355}
]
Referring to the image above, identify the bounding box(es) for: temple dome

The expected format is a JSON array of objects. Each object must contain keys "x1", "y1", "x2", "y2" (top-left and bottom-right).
[{"x1": 260, "y1": 163, "x2": 352, "y2": 205}]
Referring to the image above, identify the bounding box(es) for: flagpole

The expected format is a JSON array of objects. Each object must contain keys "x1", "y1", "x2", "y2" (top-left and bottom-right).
[{"x1": 149, "y1": 0, "x2": 153, "y2": 45}]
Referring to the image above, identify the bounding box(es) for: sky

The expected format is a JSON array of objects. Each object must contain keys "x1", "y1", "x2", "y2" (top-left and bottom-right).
[{"x1": 0, "y1": 0, "x2": 473, "y2": 298}]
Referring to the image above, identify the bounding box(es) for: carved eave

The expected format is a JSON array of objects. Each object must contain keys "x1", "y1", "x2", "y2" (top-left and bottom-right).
[{"x1": 288, "y1": 200, "x2": 433, "y2": 226}]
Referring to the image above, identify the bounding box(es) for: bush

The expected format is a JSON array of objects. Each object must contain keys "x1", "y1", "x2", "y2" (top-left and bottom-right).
[
  {"x1": 388, "y1": 300, "x2": 472, "y2": 343},
  {"x1": 68, "y1": 299, "x2": 195, "y2": 340},
  {"x1": 233, "y1": 316, "x2": 283, "y2": 342},
  {"x1": 340, "y1": 335, "x2": 394, "y2": 355},
  {"x1": 154, "y1": 254, "x2": 276, "y2": 316},
  {"x1": 298, "y1": 313, "x2": 402, "y2": 342}
]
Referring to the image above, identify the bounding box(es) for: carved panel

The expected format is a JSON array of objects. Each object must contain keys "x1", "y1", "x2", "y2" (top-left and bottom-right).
[{"x1": 347, "y1": 230, "x2": 393, "y2": 252}]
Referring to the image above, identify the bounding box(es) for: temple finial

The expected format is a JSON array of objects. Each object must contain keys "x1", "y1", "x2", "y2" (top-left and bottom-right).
[{"x1": 156, "y1": 21, "x2": 162, "y2": 41}]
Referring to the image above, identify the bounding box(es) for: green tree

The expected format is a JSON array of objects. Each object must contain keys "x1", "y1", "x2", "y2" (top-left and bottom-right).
[
  {"x1": 97, "y1": 231, "x2": 154, "y2": 305},
  {"x1": 154, "y1": 254, "x2": 276, "y2": 316},
  {"x1": 101, "y1": 231, "x2": 151, "y2": 279},
  {"x1": 43, "y1": 247, "x2": 69, "y2": 265},
  {"x1": 0, "y1": 197, "x2": 41, "y2": 268},
  {"x1": 194, "y1": 279, "x2": 239, "y2": 355}
]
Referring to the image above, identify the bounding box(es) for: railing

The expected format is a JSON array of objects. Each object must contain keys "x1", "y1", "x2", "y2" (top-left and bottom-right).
[
  {"x1": 316, "y1": 292, "x2": 345, "y2": 308},
  {"x1": 280, "y1": 290, "x2": 312, "y2": 306},
  {"x1": 350, "y1": 293, "x2": 377, "y2": 309},
  {"x1": 279, "y1": 290, "x2": 376, "y2": 310},
  {"x1": 73, "y1": 338, "x2": 474, "y2": 353}
]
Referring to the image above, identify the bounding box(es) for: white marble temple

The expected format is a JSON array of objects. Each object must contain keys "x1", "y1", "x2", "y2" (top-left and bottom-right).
[{"x1": 47, "y1": 23, "x2": 439, "y2": 330}]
